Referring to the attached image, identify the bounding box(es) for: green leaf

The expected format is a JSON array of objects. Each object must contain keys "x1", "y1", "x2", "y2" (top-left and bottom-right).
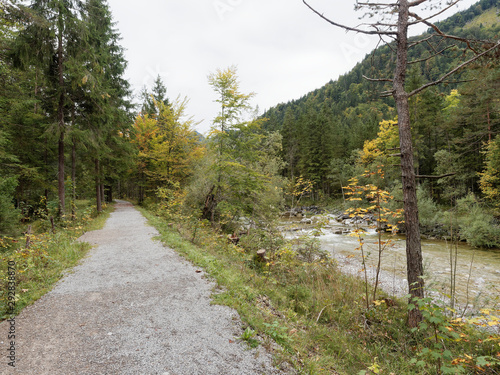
[
  {"x1": 442, "y1": 350, "x2": 453, "y2": 360},
  {"x1": 476, "y1": 356, "x2": 491, "y2": 367}
]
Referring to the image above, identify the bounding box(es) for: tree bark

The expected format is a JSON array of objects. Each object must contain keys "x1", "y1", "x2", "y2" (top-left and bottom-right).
[
  {"x1": 394, "y1": 0, "x2": 424, "y2": 328},
  {"x1": 100, "y1": 183, "x2": 105, "y2": 205},
  {"x1": 71, "y1": 101, "x2": 77, "y2": 220},
  {"x1": 95, "y1": 158, "x2": 102, "y2": 212},
  {"x1": 58, "y1": 133, "x2": 65, "y2": 217},
  {"x1": 57, "y1": 9, "x2": 65, "y2": 218},
  {"x1": 71, "y1": 137, "x2": 76, "y2": 220}
]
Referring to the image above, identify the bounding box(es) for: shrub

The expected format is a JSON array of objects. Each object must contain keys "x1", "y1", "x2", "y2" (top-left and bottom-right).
[
  {"x1": 417, "y1": 186, "x2": 441, "y2": 228},
  {"x1": 455, "y1": 194, "x2": 500, "y2": 248},
  {"x1": 0, "y1": 177, "x2": 20, "y2": 235}
]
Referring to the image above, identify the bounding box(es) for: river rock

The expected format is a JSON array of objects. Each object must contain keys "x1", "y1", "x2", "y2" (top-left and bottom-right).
[{"x1": 337, "y1": 214, "x2": 350, "y2": 221}]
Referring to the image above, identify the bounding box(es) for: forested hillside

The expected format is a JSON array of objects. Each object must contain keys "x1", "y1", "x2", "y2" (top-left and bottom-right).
[{"x1": 263, "y1": 0, "x2": 500, "y2": 204}]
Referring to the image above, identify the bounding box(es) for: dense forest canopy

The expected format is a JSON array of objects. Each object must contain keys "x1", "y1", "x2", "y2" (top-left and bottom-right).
[{"x1": 1, "y1": 0, "x2": 499, "y2": 249}]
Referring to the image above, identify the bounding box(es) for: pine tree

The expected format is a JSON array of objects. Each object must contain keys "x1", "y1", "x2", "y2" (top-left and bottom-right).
[
  {"x1": 81, "y1": 0, "x2": 132, "y2": 211},
  {"x1": 141, "y1": 75, "x2": 169, "y2": 117},
  {"x1": 12, "y1": 0, "x2": 85, "y2": 217}
]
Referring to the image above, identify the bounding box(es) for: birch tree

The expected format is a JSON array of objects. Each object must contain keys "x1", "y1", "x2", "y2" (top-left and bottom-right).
[{"x1": 303, "y1": 0, "x2": 500, "y2": 327}]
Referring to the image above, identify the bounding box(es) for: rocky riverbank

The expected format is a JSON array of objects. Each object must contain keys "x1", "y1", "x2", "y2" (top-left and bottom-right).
[{"x1": 281, "y1": 206, "x2": 466, "y2": 242}]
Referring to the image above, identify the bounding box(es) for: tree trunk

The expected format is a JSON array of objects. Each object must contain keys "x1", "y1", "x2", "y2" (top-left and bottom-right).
[
  {"x1": 44, "y1": 137, "x2": 49, "y2": 203},
  {"x1": 58, "y1": 133, "x2": 65, "y2": 217},
  {"x1": 71, "y1": 137, "x2": 76, "y2": 220},
  {"x1": 95, "y1": 158, "x2": 102, "y2": 212},
  {"x1": 487, "y1": 102, "x2": 491, "y2": 142},
  {"x1": 139, "y1": 172, "x2": 144, "y2": 204},
  {"x1": 57, "y1": 10, "x2": 65, "y2": 218},
  {"x1": 71, "y1": 101, "x2": 77, "y2": 220},
  {"x1": 394, "y1": 0, "x2": 424, "y2": 328},
  {"x1": 100, "y1": 183, "x2": 105, "y2": 204},
  {"x1": 107, "y1": 185, "x2": 113, "y2": 202}
]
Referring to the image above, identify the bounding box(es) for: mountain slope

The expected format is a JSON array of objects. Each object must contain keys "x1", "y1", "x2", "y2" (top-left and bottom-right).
[{"x1": 262, "y1": 0, "x2": 500, "y2": 196}]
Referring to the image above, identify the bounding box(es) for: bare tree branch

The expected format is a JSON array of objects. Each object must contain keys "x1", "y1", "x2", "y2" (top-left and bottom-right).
[
  {"x1": 408, "y1": 41, "x2": 500, "y2": 97},
  {"x1": 409, "y1": 11, "x2": 479, "y2": 53},
  {"x1": 416, "y1": 173, "x2": 456, "y2": 179},
  {"x1": 425, "y1": 36, "x2": 442, "y2": 53},
  {"x1": 408, "y1": 44, "x2": 455, "y2": 64},
  {"x1": 380, "y1": 90, "x2": 394, "y2": 97},
  {"x1": 441, "y1": 79, "x2": 476, "y2": 85},
  {"x1": 370, "y1": 35, "x2": 385, "y2": 66},
  {"x1": 408, "y1": 34, "x2": 437, "y2": 48},
  {"x1": 302, "y1": 0, "x2": 397, "y2": 36},
  {"x1": 363, "y1": 75, "x2": 393, "y2": 82},
  {"x1": 409, "y1": 0, "x2": 428, "y2": 6},
  {"x1": 356, "y1": 2, "x2": 398, "y2": 7},
  {"x1": 408, "y1": 0, "x2": 461, "y2": 25}
]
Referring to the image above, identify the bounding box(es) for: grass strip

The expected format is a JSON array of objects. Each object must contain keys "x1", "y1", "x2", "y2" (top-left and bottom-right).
[
  {"x1": 142, "y1": 208, "x2": 500, "y2": 375},
  {"x1": 1, "y1": 201, "x2": 113, "y2": 320}
]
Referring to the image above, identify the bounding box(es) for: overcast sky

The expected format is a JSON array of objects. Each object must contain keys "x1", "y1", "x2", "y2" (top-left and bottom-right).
[{"x1": 105, "y1": 0, "x2": 479, "y2": 134}]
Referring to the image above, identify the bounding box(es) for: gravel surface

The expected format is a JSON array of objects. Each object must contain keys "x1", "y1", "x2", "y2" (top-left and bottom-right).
[{"x1": 0, "y1": 201, "x2": 285, "y2": 375}]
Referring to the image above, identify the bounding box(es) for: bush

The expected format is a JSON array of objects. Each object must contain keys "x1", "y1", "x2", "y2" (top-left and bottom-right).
[
  {"x1": 0, "y1": 177, "x2": 20, "y2": 235},
  {"x1": 455, "y1": 194, "x2": 500, "y2": 248},
  {"x1": 417, "y1": 186, "x2": 441, "y2": 228}
]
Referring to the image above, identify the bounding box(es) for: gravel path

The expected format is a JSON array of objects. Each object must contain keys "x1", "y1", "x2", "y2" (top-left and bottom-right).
[{"x1": 1, "y1": 201, "x2": 285, "y2": 375}]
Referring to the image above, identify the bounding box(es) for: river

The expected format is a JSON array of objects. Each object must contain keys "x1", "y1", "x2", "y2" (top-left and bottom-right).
[{"x1": 282, "y1": 215, "x2": 500, "y2": 314}]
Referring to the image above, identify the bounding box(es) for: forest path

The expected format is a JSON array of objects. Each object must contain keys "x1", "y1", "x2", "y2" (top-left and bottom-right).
[{"x1": 0, "y1": 200, "x2": 283, "y2": 375}]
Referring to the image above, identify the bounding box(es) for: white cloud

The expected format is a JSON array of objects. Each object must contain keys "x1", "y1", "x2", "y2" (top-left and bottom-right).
[{"x1": 107, "y1": 0, "x2": 479, "y2": 134}]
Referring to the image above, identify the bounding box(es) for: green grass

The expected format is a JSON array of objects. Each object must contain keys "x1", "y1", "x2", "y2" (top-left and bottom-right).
[
  {"x1": 142, "y1": 208, "x2": 500, "y2": 374},
  {"x1": 464, "y1": 7, "x2": 500, "y2": 30},
  {"x1": 0, "y1": 201, "x2": 113, "y2": 320}
]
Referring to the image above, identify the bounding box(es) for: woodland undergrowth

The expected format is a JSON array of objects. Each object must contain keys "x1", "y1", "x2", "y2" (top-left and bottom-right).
[{"x1": 0, "y1": 200, "x2": 113, "y2": 320}]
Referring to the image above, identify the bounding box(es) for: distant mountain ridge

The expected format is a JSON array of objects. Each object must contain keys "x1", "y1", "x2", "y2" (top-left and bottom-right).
[
  {"x1": 260, "y1": 0, "x2": 499, "y2": 196},
  {"x1": 262, "y1": 0, "x2": 499, "y2": 132}
]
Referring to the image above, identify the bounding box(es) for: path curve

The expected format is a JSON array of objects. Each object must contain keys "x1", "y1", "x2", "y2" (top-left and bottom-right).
[{"x1": 1, "y1": 201, "x2": 284, "y2": 375}]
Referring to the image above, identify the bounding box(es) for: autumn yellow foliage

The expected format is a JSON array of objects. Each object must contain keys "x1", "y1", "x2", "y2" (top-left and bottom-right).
[{"x1": 361, "y1": 119, "x2": 399, "y2": 165}]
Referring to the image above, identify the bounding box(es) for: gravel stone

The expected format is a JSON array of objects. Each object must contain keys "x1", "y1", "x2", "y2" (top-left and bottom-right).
[{"x1": 0, "y1": 201, "x2": 286, "y2": 375}]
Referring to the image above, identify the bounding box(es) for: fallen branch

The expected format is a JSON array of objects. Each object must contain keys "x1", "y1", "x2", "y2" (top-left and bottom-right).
[{"x1": 415, "y1": 173, "x2": 455, "y2": 179}]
